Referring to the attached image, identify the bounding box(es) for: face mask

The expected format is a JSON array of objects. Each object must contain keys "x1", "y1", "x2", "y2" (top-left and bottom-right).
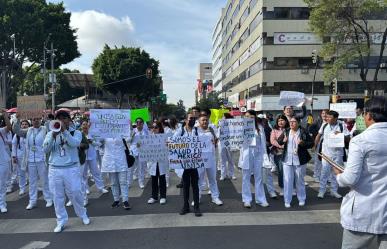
[{"x1": 188, "y1": 119, "x2": 195, "y2": 127}]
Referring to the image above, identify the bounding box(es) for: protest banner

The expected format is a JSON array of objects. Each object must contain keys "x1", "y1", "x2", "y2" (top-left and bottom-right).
[
  {"x1": 17, "y1": 95, "x2": 46, "y2": 119},
  {"x1": 167, "y1": 135, "x2": 212, "y2": 169},
  {"x1": 138, "y1": 134, "x2": 169, "y2": 162},
  {"x1": 89, "y1": 109, "x2": 131, "y2": 139},
  {"x1": 218, "y1": 118, "x2": 255, "y2": 150},
  {"x1": 210, "y1": 109, "x2": 229, "y2": 126},
  {"x1": 330, "y1": 103, "x2": 357, "y2": 119},
  {"x1": 327, "y1": 133, "x2": 345, "y2": 148},
  {"x1": 279, "y1": 91, "x2": 305, "y2": 107},
  {"x1": 131, "y1": 108, "x2": 150, "y2": 123}
]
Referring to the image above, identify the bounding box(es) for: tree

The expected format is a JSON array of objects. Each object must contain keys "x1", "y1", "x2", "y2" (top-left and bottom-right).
[
  {"x1": 92, "y1": 45, "x2": 161, "y2": 108},
  {"x1": 196, "y1": 91, "x2": 223, "y2": 111},
  {"x1": 0, "y1": 0, "x2": 80, "y2": 107},
  {"x1": 304, "y1": 0, "x2": 387, "y2": 95}
]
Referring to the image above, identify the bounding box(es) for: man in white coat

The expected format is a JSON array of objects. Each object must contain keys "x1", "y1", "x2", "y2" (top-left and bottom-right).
[{"x1": 332, "y1": 96, "x2": 387, "y2": 249}]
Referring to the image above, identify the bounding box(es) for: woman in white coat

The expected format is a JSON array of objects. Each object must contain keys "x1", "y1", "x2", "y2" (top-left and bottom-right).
[
  {"x1": 240, "y1": 110, "x2": 269, "y2": 208},
  {"x1": 147, "y1": 121, "x2": 168, "y2": 205},
  {"x1": 101, "y1": 137, "x2": 130, "y2": 210},
  {"x1": 0, "y1": 109, "x2": 12, "y2": 213},
  {"x1": 11, "y1": 119, "x2": 30, "y2": 195}
]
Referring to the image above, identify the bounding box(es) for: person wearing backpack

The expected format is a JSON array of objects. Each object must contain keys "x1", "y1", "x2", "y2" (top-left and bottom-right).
[{"x1": 315, "y1": 110, "x2": 350, "y2": 199}]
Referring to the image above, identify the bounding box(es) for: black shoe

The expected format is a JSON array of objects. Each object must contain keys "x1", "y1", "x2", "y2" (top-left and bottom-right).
[
  {"x1": 194, "y1": 208, "x2": 202, "y2": 217},
  {"x1": 111, "y1": 201, "x2": 120, "y2": 208},
  {"x1": 123, "y1": 201, "x2": 131, "y2": 210},
  {"x1": 179, "y1": 207, "x2": 190, "y2": 215},
  {"x1": 176, "y1": 183, "x2": 183, "y2": 188}
]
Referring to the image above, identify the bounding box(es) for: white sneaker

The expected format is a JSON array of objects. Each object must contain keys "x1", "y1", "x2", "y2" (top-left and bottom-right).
[
  {"x1": 82, "y1": 217, "x2": 90, "y2": 225},
  {"x1": 37, "y1": 187, "x2": 43, "y2": 192},
  {"x1": 212, "y1": 198, "x2": 223, "y2": 206},
  {"x1": 299, "y1": 201, "x2": 305, "y2": 207},
  {"x1": 330, "y1": 191, "x2": 342, "y2": 199},
  {"x1": 271, "y1": 165, "x2": 278, "y2": 173},
  {"x1": 66, "y1": 201, "x2": 72, "y2": 207},
  {"x1": 46, "y1": 200, "x2": 53, "y2": 208},
  {"x1": 279, "y1": 190, "x2": 284, "y2": 196},
  {"x1": 191, "y1": 199, "x2": 201, "y2": 206},
  {"x1": 166, "y1": 182, "x2": 169, "y2": 188},
  {"x1": 231, "y1": 176, "x2": 237, "y2": 180},
  {"x1": 160, "y1": 198, "x2": 166, "y2": 205},
  {"x1": 147, "y1": 198, "x2": 157, "y2": 204},
  {"x1": 26, "y1": 203, "x2": 36, "y2": 210},
  {"x1": 317, "y1": 191, "x2": 325, "y2": 199},
  {"x1": 285, "y1": 203, "x2": 291, "y2": 208},
  {"x1": 83, "y1": 199, "x2": 88, "y2": 207},
  {"x1": 269, "y1": 192, "x2": 278, "y2": 198},
  {"x1": 219, "y1": 176, "x2": 225, "y2": 181},
  {"x1": 86, "y1": 189, "x2": 90, "y2": 195},
  {"x1": 304, "y1": 182, "x2": 309, "y2": 186},
  {"x1": 207, "y1": 190, "x2": 212, "y2": 195},
  {"x1": 18, "y1": 189, "x2": 25, "y2": 196},
  {"x1": 243, "y1": 202, "x2": 251, "y2": 208},
  {"x1": 0, "y1": 207, "x2": 7, "y2": 213},
  {"x1": 139, "y1": 184, "x2": 145, "y2": 189},
  {"x1": 101, "y1": 188, "x2": 109, "y2": 194},
  {"x1": 6, "y1": 187, "x2": 12, "y2": 193},
  {"x1": 257, "y1": 202, "x2": 269, "y2": 207},
  {"x1": 53, "y1": 224, "x2": 64, "y2": 233}
]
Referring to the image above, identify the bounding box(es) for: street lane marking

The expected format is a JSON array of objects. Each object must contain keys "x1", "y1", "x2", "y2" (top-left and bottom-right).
[{"x1": 19, "y1": 241, "x2": 50, "y2": 249}]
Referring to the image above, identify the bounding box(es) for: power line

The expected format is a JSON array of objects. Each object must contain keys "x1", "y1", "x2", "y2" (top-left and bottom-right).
[{"x1": 103, "y1": 73, "x2": 147, "y2": 86}]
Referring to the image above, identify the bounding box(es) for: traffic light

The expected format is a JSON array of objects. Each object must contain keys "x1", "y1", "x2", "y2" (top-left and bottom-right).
[
  {"x1": 330, "y1": 78, "x2": 338, "y2": 94},
  {"x1": 312, "y1": 50, "x2": 318, "y2": 64},
  {"x1": 146, "y1": 68, "x2": 152, "y2": 79}
]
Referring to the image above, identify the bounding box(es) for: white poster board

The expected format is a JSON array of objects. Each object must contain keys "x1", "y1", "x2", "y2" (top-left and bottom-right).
[
  {"x1": 327, "y1": 133, "x2": 345, "y2": 148},
  {"x1": 279, "y1": 91, "x2": 305, "y2": 107},
  {"x1": 330, "y1": 103, "x2": 357, "y2": 119},
  {"x1": 138, "y1": 134, "x2": 169, "y2": 163},
  {"x1": 218, "y1": 118, "x2": 255, "y2": 150},
  {"x1": 167, "y1": 135, "x2": 212, "y2": 169},
  {"x1": 89, "y1": 109, "x2": 131, "y2": 139}
]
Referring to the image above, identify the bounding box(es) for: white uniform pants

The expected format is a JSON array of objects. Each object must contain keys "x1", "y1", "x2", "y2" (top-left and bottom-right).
[
  {"x1": 130, "y1": 156, "x2": 146, "y2": 186},
  {"x1": 220, "y1": 147, "x2": 235, "y2": 178},
  {"x1": 198, "y1": 166, "x2": 220, "y2": 200},
  {"x1": 48, "y1": 166, "x2": 87, "y2": 226},
  {"x1": 313, "y1": 143, "x2": 322, "y2": 179},
  {"x1": 28, "y1": 161, "x2": 52, "y2": 204},
  {"x1": 7, "y1": 161, "x2": 16, "y2": 188},
  {"x1": 262, "y1": 168, "x2": 276, "y2": 195},
  {"x1": 242, "y1": 160, "x2": 267, "y2": 204},
  {"x1": 110, "y1": 172, "x2": 128, "y2": 202},
  {"x1": 12, "y1": 157, "x2": 27, "y2": 190},
  {"x1": 283, "y1": 164, "x2": 306, "y2": 204},
  {"x1": 320, "y1": 154, "x2": 342, "y2": 193},
  {"x1": 0, "y1": 162, "x2": 10, "y2": 208},
  {"x1": 83, "y1": 159, "x2": 105, "y2": 191}
]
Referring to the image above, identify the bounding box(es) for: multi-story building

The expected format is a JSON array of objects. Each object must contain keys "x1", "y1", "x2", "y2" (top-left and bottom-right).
[
  {"x1": 196, "y1": 63, "x2": 213, "y2": 102},
  {"x1": 212, "y1": 0, "x2": 387, "y2": 112}
]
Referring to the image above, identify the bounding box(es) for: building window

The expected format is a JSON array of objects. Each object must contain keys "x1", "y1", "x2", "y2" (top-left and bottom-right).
[
  {"x1": 249, "y1": 0, "x2": 258, "y2": 10},
  {"x1": 240, "y1": 28, "x2": 250, "y2": 45},
  {"x1": 240, "y1": 7, "x2": 249, "y2": 25},
  {"x1": 239, "y1": 69, "x2": 249, "y2": 82},
  {"x1": 249, "y1": 60, "x2": 262, "y2": 76},
  {"x1": 249, "y1": 13, "x2": 262, "y2": 33},
  {"x1": 290, "y1": 8, "x2": 310, "y2": 19},
  {"x1": 274, "y1": 8, "x2": 291, "y2": 19},
  {"x1": 232, "y1": 4, "x2": 240, "y2": 21}
]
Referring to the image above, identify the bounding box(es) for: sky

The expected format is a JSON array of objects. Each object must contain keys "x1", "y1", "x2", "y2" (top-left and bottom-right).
[{"x1": 48, "y1": 0, "x2": 225, "y2": 107}]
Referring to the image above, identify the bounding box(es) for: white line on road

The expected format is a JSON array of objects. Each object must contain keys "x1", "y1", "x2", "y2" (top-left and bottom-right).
[
  {"x1": 19, "y1": 241, "x2": 50, "y2": 249},
  {"x1": 0, "y1": 210, "x2": 340, "y2": 234}
]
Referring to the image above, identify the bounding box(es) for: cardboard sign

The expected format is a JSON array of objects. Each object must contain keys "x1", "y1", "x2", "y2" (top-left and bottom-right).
[
  {"x1": 167, "y1": 135, "x2": 212, "y2": 169},
  {"x1": 17, "y1": 95, "x2": 46, "y2": 119},
  {"x1": 89, "y1": 109, "x2": 131, "y2": 139},
  {"x1": 218, "y1": 118, "x2": 255, "y2": 150},
  {"x1": 138, "y1": 134, "x2": 169, "y2": 162},
  {"x1": 330, "y1": 103, "x2": 357, "y2": 119},
  {"x1": 131, "y1": 108, "x2": 150, "y2": 123},
  {"x1": 210, "y1": 109, "x2": 229, "y2": 126},
  {"x1": 279, "y1": 91, "x2": 305, "y2": 107}
]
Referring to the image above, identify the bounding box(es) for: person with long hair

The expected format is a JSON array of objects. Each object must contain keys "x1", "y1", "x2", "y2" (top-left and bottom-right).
[
  {"x1": 280, "y1": 117, "x2": 313, "y2": 208},
  {"x1": 240, "y1": 110, "x2": 269, "y2": 208},
  {"x1": 147, "y1": 121, "x2": 168, "y2": 204}
]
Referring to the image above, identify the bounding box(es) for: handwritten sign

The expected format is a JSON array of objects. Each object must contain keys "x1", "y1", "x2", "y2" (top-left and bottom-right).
[
  {"x1": 327, "y1": 133, "x2": 345, "y2": 148},
  {"x1": 279, "y1": 91, "x2": 305, "y2": 107},
  {"x1": 330, "y1": 103, "x2": 357, "y2": 119},
  {"x1": 218, "y1": 118, "x2": 255, "y2": 150},
  {"x1": 167, "y1": 135, "x2": 212, "y2": 169},
  {"x1": 138, "y1": 134, "x2": 169, "y2": 162},
  {"x1": 17, "y1": 95, "x2": 46, "y2": 119},
  {"x1": 89, "y1": 109, "x2": 131, "y2": 139}
]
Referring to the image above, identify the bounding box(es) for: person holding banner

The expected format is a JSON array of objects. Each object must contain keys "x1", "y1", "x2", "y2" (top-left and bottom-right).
[
  {"x1": 280, "y1": 117, "x2": 313, "y2": 208},
  {"x1": 147, "y1": 121, "x2": 168, "y2": 205},
  {"x1": 240, "y1": 110, "x2": 269, "y2": 208},
  {"x1": 283, "y1": 105, "x2": 307, "y2": 124},
  {"x1": 129, "y1": 117, "x2": 150, "y2": 189},
  {"x1": 43, "y1": 110, "x2": 90, "y2": 233},
  {"x1": 219, "y1": 113, "x2": 236, "y2": 181},
  {"x1": 315, "y1": 110, "x2": 350, "y2": 199},
  {"x1": 13, "y1": 115, "x2": 53, "y2": 210},
  {"x1": 11, "y1": 119, "x2": 30, "y2": 195},
  {"x1": 197, "y1": 114, "x2": 223, "y2": 206},
  {"x1": 0, "y1": 109, "x2": 12, "y2": 213}
]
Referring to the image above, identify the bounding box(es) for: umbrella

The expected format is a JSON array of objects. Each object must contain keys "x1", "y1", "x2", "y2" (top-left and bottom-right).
[{"x1": 6, "y1": 107, "x2": 17, "y2": 113}]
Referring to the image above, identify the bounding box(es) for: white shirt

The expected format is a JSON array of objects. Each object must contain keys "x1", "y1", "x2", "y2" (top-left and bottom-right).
[
  {"x1": 12, "y1": 134, "x2": 26, "y2": 158},
  {"x1": 284, "y1": 130, "x2": 301, "y2": 166},
  {"x1": 27, "y1": 127, "x2": 46, "y2": 162},
  {"x1": 101, "y1": 138, "x2": 128, "y2": 172},
  {"x1": 319, "y1": 121, "x2": 350, "y2": 156},
  {"x1": 0, "y1": 127, "x2": 10, "y2": 163}
]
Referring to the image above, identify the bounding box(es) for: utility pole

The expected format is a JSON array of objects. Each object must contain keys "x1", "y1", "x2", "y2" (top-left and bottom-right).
[
  {"x1": 47, "y1": 42, "x2": 57, "y2": 113},
  {"x1": 42, "y1": 34, "x2": 51, "y2": 102},
  {"x1": 311, "y1": 50, "x2": 318, "y2": 113}
]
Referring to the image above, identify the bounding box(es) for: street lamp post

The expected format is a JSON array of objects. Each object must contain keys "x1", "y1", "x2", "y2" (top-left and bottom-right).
[
  {"x1": 47, "y1": 42, "x2": 57, "y2": 113},
  {"x1": 42, "y1": 34, "x2": 51, "y2": 101},
  {"x1": 311, "y1": 50, "x2": 319, "y2": 113}
]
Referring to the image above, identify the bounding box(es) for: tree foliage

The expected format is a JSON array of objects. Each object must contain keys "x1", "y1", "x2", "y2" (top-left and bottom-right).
[
  {"x1": 92, "y1": 45, "x2": 161, "y2": 108},
  {"x1": 196, "y1": 91, "x2": 223, "y2": 111},
  {"x1": 304, "y1": 0, "x2": 387, "y2": 92}
]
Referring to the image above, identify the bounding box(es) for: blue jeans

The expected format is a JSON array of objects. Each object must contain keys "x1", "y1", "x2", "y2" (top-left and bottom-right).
[{"x1": 273, "y1": 154, "x2": 284, "y2": 189}]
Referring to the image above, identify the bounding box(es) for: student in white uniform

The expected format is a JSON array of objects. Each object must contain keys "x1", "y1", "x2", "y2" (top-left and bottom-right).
[
  {"x1": 129, "y1": 118, "x2": 149, "y2": 189},
  {"x1": 312, "y1": 109, "x2": 328, "y2": 183},
  {"x1": 240, "y1": 110, "x2": 269, "y2": 208},
  {"x1": 13, "y1": 116, "x2": 53, "y2": 210},
  {"x1": 11, "y1": 119, "x2": 30, "y2": 195},
  {"x1": 197, "y1": 114, "x2": 223, "y2": 206},
  {"x1": 43, "y1": 110, "x2": 89, "y2": 233},
  {"x1": 0, "y1": 110, "x2": 12, "y2": 213},
  {"x1": 219, "y1": 113, "x2": 236, "y2": 180},
  {"x1": 281, "y1": 117, "x2": 313, "y2": 208},
  {"x1": 147, "y1": 121, "x2": 168, "y2": 204},
  {"x1": 315, "y1": 110, "x2": 350, "y2": 199}
]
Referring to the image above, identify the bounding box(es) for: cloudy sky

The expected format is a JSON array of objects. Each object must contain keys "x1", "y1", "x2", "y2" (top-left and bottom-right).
[{"x1": 48, "y1": 0, "x2": 225, "y2": 107}]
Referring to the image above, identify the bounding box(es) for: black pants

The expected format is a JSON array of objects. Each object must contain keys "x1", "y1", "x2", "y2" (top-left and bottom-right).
[
  {"x1": 151, "y1": 164, "x2": 166, "y2": 200},
  {"x1": 182, "y1": 168, "x2": 199, "y2": 209}
]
